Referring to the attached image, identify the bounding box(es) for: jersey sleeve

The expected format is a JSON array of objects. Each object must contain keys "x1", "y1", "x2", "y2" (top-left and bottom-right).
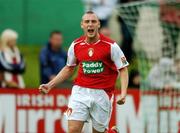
[
  {"x1": 66, "y1": 42, "x2": 77, "y2": 66},
  {"x1": 111, "y1": 42, "x2": 129, "y2": 69}
]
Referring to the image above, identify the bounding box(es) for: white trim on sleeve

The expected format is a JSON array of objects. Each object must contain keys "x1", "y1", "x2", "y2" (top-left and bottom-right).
[
  {"x1": 67, "y1": 42, "x2": 77, "y2": 66},
  {"x1": 111, "y1": 42, "x2": 129, "y2": 69}
]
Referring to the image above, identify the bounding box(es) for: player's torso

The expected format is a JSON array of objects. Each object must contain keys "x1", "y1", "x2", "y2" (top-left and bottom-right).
[
  {"x1": 75, "y1": 38, "x2": 119, "y2": 73},
  {"x1": 75, "y1": 41, "x2": 108, "y2": 61},
  {"x1": 73, "y1": 36, "x2": 118, "y2": 89}
]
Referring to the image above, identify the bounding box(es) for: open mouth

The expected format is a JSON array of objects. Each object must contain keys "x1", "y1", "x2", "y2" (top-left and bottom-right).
[{"x1": 87, "y1": 29, "x2": 94, "y2": 34}]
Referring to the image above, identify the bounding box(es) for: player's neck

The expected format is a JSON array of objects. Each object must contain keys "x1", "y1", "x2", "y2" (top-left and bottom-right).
[{"x1": 85, "y1": 33, "x2": 100, "y2": 44}]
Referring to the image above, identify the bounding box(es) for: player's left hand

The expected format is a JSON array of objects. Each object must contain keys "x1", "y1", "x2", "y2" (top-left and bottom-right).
[{"x1": 117, "y1": 95, "x2": 126, "y2": 105}]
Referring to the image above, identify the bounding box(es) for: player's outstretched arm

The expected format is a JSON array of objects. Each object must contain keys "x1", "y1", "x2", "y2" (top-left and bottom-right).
[
  {"x1": 117, "y1": 67, "x2": 129, "y2": 105},
  {"x1": 39, "y1": 65, "x2": 75, "y2": 94}
]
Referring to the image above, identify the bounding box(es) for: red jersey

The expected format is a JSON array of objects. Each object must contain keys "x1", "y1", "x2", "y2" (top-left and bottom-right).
[{"x1": 67, "y1": 34, "x2": 129, "y2": 92}]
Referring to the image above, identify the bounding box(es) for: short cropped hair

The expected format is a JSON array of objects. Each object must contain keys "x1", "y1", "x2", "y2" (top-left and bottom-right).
[
  {"x1": 82, "y1": 11, "x2": 99, "y2": 21},
  {"x1": 85, "y1": 10, "x2": 95, "y2": 14},
  {"x1": 50, "y1": 30, "x2": 62, "y2": 38}
]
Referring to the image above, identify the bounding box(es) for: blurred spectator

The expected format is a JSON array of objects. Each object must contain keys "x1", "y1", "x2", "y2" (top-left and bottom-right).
[
  {"x1": 147, "y1": 57, "x2": 177, "y2": 90},
  {"x1": 129, "y1": 70, "x2": 140, "y2": 88},
  {"x1": 117, "y1": 16, "x2": 133, "y2": 62},
  {"x1": 0, "y1": 29, "x2": 25, "y2": 88},
  {"x1": 99, "y1": 26, "x2": 111, "y2": 37},
  {"x1": 40, "y1": 31, "x2": 67, "y2": 84}
]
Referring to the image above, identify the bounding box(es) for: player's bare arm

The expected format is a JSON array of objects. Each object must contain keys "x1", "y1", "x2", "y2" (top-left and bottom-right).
[
  {"x1": 117, "y1": 67, "x2": 129, "y2": 105},
  {"x1": 39, "y1": 65, "x2": 75, "y2": 94}
]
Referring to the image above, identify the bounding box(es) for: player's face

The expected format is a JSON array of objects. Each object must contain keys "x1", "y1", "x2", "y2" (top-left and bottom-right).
[{"x1": 81, "y1": 14, "x2": 100, "y2": 38}]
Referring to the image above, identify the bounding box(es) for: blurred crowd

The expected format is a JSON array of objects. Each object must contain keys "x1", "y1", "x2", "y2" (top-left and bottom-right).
[{"x1": 1, "y1": 0, "x2": 179, "y2": 90}]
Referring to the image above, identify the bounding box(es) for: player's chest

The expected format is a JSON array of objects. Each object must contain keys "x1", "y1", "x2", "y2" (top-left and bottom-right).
[{"x1": 74, "y1": 44, "x2": 110, "y2": 61}]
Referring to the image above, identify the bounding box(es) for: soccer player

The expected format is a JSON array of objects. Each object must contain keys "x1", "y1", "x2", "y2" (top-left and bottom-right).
[{"x1": 39, "y1": 11, "x2": 129, "y2": 133}]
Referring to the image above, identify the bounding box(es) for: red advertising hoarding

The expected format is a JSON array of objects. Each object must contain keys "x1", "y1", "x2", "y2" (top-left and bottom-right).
[{"x1": 0, "y1": 88, "x2": 179, "y2": 133}]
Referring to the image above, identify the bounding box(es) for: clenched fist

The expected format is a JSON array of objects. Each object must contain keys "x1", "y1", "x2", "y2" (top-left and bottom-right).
[{"x1": 117, "y1": 95, "x2": 126, "y2": 105}]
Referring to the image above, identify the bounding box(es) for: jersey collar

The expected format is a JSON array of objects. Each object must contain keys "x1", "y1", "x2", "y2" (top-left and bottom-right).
[{"x1": 83, "y1": 33, "x2": 102, "y2": 45}]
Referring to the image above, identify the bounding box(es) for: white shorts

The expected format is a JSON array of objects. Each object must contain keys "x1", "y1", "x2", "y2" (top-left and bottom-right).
[{"x1": 65, "y1": 85, "x2": 113, "y2": 132}]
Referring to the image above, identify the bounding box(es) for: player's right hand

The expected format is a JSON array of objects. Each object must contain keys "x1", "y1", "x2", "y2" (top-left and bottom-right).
[
  {"x1": 117, "y1": 95, "x2": 126, "y2": 105},
  {"x1": 38, "y1": 84, "x2": 50, "y2": 95}
]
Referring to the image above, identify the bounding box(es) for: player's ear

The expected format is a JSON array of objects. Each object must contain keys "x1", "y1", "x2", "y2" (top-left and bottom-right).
[
  {"x1": 80, "y1": 21, "x2": 83, "y2": 29},
  {"x1": 98, "y1": 24, "x2": 100, "y2": 28},
  {"x1": 98, "y1": 21, "x2": 101, "y2": 28}
]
